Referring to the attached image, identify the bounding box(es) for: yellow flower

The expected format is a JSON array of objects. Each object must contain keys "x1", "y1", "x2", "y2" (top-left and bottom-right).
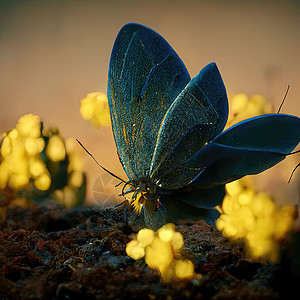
[
  {"x1": 24, "y1": 137, "x2": 45, "y2": 156},
  {"x1": 16, "y1": 113, "x2": 41, "y2": 138},
  {"x1": 46, "y1": 135, "x2": 66, "y2": 162},
  {"x1": 34, "y1": 172, "x2": 51, "y2": 191},
  {"x1": 29, "y1": 156, "x2": 47, "y2": 178},
  {"x1": 126, "y1": 223, "x2": 195, "y2": 282},
  {"x1": 126, "y1": 240, "x2": 145, "y2": 260},
  {"x1": 65, "y1": 138, "x2": 83, "y2": 172},
  {"x1": 227, "y1": 93, "x2": 272, "y2": 127},
  {"x1": 217, "y1": 178, "x2": 295, "y2": 262},
  {"x1": 137, "y1": 228, "x2": 155, "y2": 247},
  {"x1": 174, "y1": 260, "x2": 194, "y2": 279},
  {"x1": 0, "y1": 161, "x2": 9, "y2": 189},
  {"x1": 80, "y1": 92, "x2": 111, "y2": 129},
  {"x1": 69, "y1": 171, "x2": 83, "y2": 188},
  {"x1": 0, "y1": 114, "x2": 85, "y2": 208},
  {"x1": 0, "y1": 135, "x2": 11, "y2": 157}
]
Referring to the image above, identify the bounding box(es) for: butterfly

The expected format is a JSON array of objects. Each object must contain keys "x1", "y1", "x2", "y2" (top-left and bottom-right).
[{"x1": 107, "y1": 23, "x2": 300, "y2": 229}]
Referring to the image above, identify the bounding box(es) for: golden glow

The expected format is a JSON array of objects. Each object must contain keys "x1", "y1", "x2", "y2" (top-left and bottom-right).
[
  {"x1": 0, "y1": 114, "x2": 45, "y2": 190},
  {"x1": 69, "y1": 171, "x2": 83, "y2": 188},
  {"x1": 170, "y1": 231, "x2": 184, "y2": 251},
  {"x1": 53, "y1": 187, "x2": 79, "y2": 209},
  {"x1": 65, "y1": 138, "x2": 83, "y2": 172},
  {"x1": 0, "y1": 114, "x2": 85, "y2": 206},
  {"x1": 0, "y1": 162, "x2": 9, "y2": 189},
  {"x1": 46, "y1": 135, "x2": 66, "y2": 162},
  {"x1": 34, "y1": 172, "x2": 51, "y2": 191},
  {"x1": 145, "y1": 236, "x2": 173, "y2": 274},
  {"x1": 8, "y1": 128, "x2": 19, "y2": 140},
  {"x1": 80, "y1": 92, "x2": 111, "y2": 129},
  {"x1": 9, "y1": 174, "x2": 29, "y2": 189},
  {"x1": 157, "y1": 223, "x2": 175, "y2": 242},
  {"x1": 217, "y1": 178, "x2": 295, "y2": 262},
  {"x1": 25, "y1": 137, "x2": 45, "y2": 156},
  {"x1": 16, "y1": 113, "x2": 41, "y2": 138},
  {"x1": 131, "y1": 190, "x2": 144, "y2": 214},
  {"x1": 0, "y1": 136, "x2": 11, "y2": 157},
  {"x1": 126, "y1": 223, "x2": 194, "y2": 282},
  {"x1": 174, "y1": 260, "x2": 194, "y2": 279},
  {"x1": 226, "y1": 93, "x2": 272, "y2": 128},
  {"x1": 137, "y1": 228, "x2": 155, "y2": 247},
  {"x1": 218, "y1": 93, "x2": 296, "y2": 262},
  {"x1": 126, "y1": 240, "x2": 145, "y2": 260},
  {"x1": 29, "y1": 157, "x2": 47, "y2": 178}
]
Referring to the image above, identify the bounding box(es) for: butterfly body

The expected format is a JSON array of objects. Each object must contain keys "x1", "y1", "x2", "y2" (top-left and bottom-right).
[{"x1": 107, "y1": 23, "x2": 300, "y2": 228}]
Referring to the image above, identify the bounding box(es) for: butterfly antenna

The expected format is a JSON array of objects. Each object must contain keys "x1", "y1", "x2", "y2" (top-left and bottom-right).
[
  {"x1": 286, "y1": 149, "x2": 300, "y2": 156},
  {"x1": 115, "y1": 180, "x2": 124, "y2": 187},
  {"x1": 114, "y1": 200, "x2": 127, "y2": 208},
  {"x1": 288, "y1": 162, "x2": 300, "y2": 183},
  {"x1": 277, "y1": 85, "x2": 290, "y2": 113},
  {"x1": 76, "y1": 139, "x2": 127, "y2": 183}
]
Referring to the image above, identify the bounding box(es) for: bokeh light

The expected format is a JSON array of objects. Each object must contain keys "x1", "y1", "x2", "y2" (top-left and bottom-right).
[
  {"x1": 46, "y1": 135, "x2": 66, "y2": 162},
  {"x1": 226, "y1": 93, "x2": 273, "y2": 128},
  {"x1": 0, "y1": 113, "x2": 44, "y2": 190},
  {"x1": 80, "y1": 92, "x2": 111, "y2": 129},
  {"x1": 217, "y1": 178, "x2": 295, "y2": 262},
  {"x1": 0, "y1": 113, "x2": 86, "y2": 208},
  {"x1": 126, "y1": 223, "x2": 194, "y2": 282},
  {"x1": 219, "y1": 94, "x2": 296, "y2": 262}
]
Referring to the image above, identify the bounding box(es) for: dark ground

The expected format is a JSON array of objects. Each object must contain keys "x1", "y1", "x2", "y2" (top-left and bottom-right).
[{"x1": 0, "y1": 198, "x2": 299, "y2": 300}]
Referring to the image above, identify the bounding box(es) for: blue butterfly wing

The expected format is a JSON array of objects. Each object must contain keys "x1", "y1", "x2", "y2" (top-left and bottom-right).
[
  {"x1": 108, "y1": 23, "x2": 190, "y2": 181},
  {"x1": 159, "y1": 113, "x2": 299, "y2": 210},
  {"x1": 160, "y1": 192, "x2": 221, "y2": 224},
  {"x1": 186, "y1": 114, "x2": 300, "y2": 186},
  {"x1": 149, "y1": 62, "x2": 228, "y2": 189},
  {"x1": 159, "y1": 184, "x2": 225, "y2": 208}
]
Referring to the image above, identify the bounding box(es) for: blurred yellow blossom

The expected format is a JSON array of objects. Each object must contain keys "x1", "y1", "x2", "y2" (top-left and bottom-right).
[
  {"x1": 29, "y1": 157, "x2": 47, "y2": 178},
  {"x1": 46, "y1": 134, "x2": 66, "y2": 162},
  {"x1": 80, "y1": 92, "x2": 111, "y2": 129},
  {"x1": 174, "y1": 259, "x2": 194, "y2": 279},
  {"x1": 0, "y1": 114, "x2": 40, "y2": 190},
  {"x1": 219, "y1": 93, "x2": 295, "y2": 262},
  {"x1": 69, "y1": 171, "x2": 83, "y2": 188},
  {"x1": 24, "y1": 137, "x2": 45, "y2": 156},
  {"x1": 52, "y1": 137, "x2": 86, "y2": 208},
  {"x1": 226, "y1": 93, "x2": 272, "y2": 128},
  {"x1": 126, "y1": 223, "x2": 195, "y2": 282},
  {"x1": 16, "y1": 113, "x2": 41, "y2": 138},
  {"x1": 217, "y1": 178, "x2": 295, "y2": 262},
  {"x1": 126, "y1": 240, "x2": 145, "y2": 260},
  {"x1": 34, "y1": 172, "x2": 51, "y2": 191},
  {"x1": 65, "y1": 138, "x2": 83, "y2": 172},
  {"x1": 137, "y1": 228, "x2": 155, "y2": 247},
  {"x1": 0, "y1": 114, "x2": 86, "y2": 208}
]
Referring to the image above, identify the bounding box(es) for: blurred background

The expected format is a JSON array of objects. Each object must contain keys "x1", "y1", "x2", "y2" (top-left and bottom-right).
[{"x1": 1, "y1": 0, "x2": 300, "y2": 206}]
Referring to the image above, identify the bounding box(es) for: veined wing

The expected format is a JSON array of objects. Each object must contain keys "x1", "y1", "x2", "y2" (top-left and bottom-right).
[{"x1": 108, "y1": 23, "x2": 190, "y2": 181}]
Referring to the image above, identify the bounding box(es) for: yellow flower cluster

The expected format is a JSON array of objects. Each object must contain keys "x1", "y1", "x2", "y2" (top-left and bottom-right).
[
  {"x1": 217, "y1": 179, "x2": 295, "y2": 262},
  {"x1": 227, "y1": 93, "x2": 272, "y2": 127},
  {"x1": 0, "y1": 114, "x2": 85, "y2": 208},
  {"x1": 53, "y1": 138, "x2": 85, "y2": 209},
  {"x1": 80, "y1": 92, "x2": 111, "y2": 129},
  {"x1": 126, "y1": 223, "x2": 194, "y2": 282},
  {"x1": 0, "y1": 114, "x2": 50, "y2": 191}
]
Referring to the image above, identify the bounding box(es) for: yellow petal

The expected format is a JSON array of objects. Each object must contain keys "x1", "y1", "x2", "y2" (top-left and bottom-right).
[
  {"x1": 34, "y1": 172, "x2": 51, "y2": 191},
  {"x1": 126, "y1": 240, "x2": 145, "y2": 260},
  {"x1": 174, "y1": 260, "x2": 194, "y2": 279},
  {"x1": 46, "y1": 135, "x2": 66, "y2": 162},
  {"x1": 137, "y1": 228, "x2": 155, "y2": 247}
]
